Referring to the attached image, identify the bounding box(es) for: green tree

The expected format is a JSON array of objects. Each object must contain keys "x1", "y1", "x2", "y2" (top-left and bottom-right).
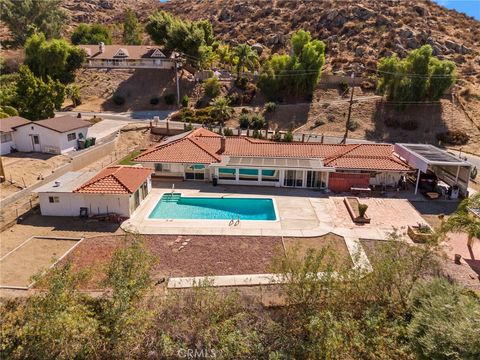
[
  {"x1": 122, "y1": 9, "x2": 142, "y2": 45},
  {"x1": 100, "y1": 234, "x2": 156, "y2": 358},
  {"x1": 204, "y1": 77, "x2": 221, "y2": 98},
  {"x1": 146, "y1": 11, "x2": 215, "y2": 68},
  {"x1": 233, "y1": 44, "x2": 259, "y2": 80},
  {"x1": 71, "y1": 23, "x2": 112, "y2": 45},
  {"x1": 66, "y1": 84, "x2": 81, "y2": 107},
  {"x1": 210, "y1": 96, "x2": 233, "y2": 126},
  {"x1": 408, "y1": 278, "x2": 480, "y2": 360},
  {"x1": 442, "y1": 193, "x2": 480, "y2": 247},
  {"x1": 25, "y1": 33, "x2": 86, "y2": 84},
  {"x1": 0, "y1": 73, "x2": 19, "y2": 107},
  {"x1": 14, "y1": 65, "x2": 65, "y2": 120},
  {"x1": 0, "y1": 263, "x2": 99, "y2": 360},
  {"x1": 216, "y1": 43, "x2": 234, "y2": 69},
  {"x1": 377, "y1": 45, "x2": 456, "y2": 105},
  {"x1": 258, "y1": 30, "x2": 325, "y2": 98},
  {"x1": 1, "y1": 0, "x2": 67, "y2": 45}
]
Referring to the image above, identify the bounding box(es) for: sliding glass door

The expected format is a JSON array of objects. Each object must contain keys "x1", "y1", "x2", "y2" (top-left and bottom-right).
[{"x1": 284, "y1": 170, "x2": 303, "y2": 187}]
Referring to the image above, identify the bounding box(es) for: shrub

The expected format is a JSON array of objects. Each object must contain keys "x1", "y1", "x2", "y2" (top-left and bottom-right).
[
  {"x1": 195, "y1": 99, "x2": 205, "y2": 108},
  {"x1": 327, "y1": 114, "x2": 336, "y2": 122},
  {"x1": 241, "y1": 83, "x2": 257, "y2": 105},
  {"x1": 164, "y1": 93, "x2": 176, "y2": 105},
  {"x1": 358, "y1": 203, "x2": 368, "y2": 217},
  {"x1": 149, "y1": 97, "x2": 160, "y2": 105},
  {"x1": 273, "y1": 132, "x2": 282, "y2": 142},
  {"x1": 227, "y1": 92, "x2": 241, "y2": 106},
  {"x1": 112, "y1": 95, "x2": 125, "y2": 105},
  {"x1": 339, "y1": 80, "x2": 349, "y2": 93},
  {"x1": 181, "y1": 95, "x2": 189, "y2": 107},
  {"x1": 436, "y1": 130, "x2": 469, "y2": 145},
  {"x1": 385, "y1": 117, "x2": 400, "y2": 128},
  {"x1": 204, "y1": 77, "x2": 221, "y2": 98},
  {"x1": 223, "y1": 128, "x2": 233, "y2": 136},
  {"x1": 400, "y1": 120, "x2": 418, "y2": 130},
  {"x1": 314, "y1": 119, "x2": 325, "y2": 127},
  {"x1": 235, "y1": 76, "x2": 248, "y2": 90},
  {"x1": 0, "y1": 105, "x2": 18, "y2": 116},
  {"x1": 347, "y1": 120, "x2": 359, "y2": 131},
  {"x1": 239, "y1": 113, "x2": 250, "y2": 129},
  {"x1": 408, "y1": 278, "x2": 480, "y2": 360},
  {"x1": 184, "y1": 121, "x2": 194, "y2": 131},
  {"x1": 264, "y1": 101, "x2": 276, "y2": 113},
  {"x1": 241, "y1": 108, "x2": 250, "y2": 114},
  {"x1": 284, "y1": 131, "x2": 293, "y2": 142},
  {"x1": 250, "y1": 114, "x2": 266, "y2": 130},
  {"x1": 0, "y1": 111, "x2": 9, "y2": 119}
]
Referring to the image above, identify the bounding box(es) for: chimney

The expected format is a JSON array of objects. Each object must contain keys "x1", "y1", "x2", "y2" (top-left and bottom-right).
[
  {"x1": 219, "y1": 136, "x2": 226, "y2": 154},
  {"x1": 99, "y1": 42, "x2": 105, "y2": 53}
]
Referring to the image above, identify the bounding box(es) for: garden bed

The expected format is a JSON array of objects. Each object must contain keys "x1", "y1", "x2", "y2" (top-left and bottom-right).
[
  {"x1": 407, "y1": 225, "x2": 434, "y2": 243},
  {"x1": 344, "y1": 197, "x2": 370, "y2": 224}
]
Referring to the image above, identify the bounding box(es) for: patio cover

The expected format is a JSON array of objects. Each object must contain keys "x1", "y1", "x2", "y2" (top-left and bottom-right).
[
  {"x1": 212, "y1": 156, "x2": 335, "y2": 171},
  {"x1": 394, "y1": 144, "x2": 471, "y2": 173}
]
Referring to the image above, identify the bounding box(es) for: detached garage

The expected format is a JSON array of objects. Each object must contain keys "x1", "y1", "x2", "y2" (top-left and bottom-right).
[{"x1": 36, "y1": 166, "x2": 153, "y2": 217}]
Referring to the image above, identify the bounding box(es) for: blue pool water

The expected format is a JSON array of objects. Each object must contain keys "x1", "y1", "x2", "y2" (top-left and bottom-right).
[{"x1": 149, "y1": 194, "x2": 277, "y2": 220}]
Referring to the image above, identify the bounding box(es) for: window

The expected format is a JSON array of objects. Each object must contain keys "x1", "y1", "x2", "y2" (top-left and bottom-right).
[
  {"x1": 155, "y1": 163, "x2": 170, "y2": 172},
  {"x1": 48, "y1": 196, "x2": 60, "y2": 203},
  {"x1": 33, "y1": 135, "x2": 39, "y2": 144},
  {"x1": 239, "y1": 168, "x2": 258, "y2": 181},
  {"x1": 67, "y1": 133, "x2": 76, "y2": 141},
  {"x1": 0, "y1": 132, "x2": 12, "y2": 143},
  {"x1": 219, "y1": 167, "x2": 236, "y2": 180}
]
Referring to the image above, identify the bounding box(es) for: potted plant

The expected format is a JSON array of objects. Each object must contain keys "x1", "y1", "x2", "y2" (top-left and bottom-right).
[{"x1": 358, "y1": 203, "x2": 368, "y2": 218}]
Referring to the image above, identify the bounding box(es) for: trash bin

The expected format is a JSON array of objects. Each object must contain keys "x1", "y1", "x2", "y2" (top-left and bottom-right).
[
  {"x1": 77, "y1": 139, "x2": 86, "y2": 149},
  {"x1": 212, "y1": 177, "x2": 218, "y2": 186},
  {"x1": 90, "y1": 137, "x2": 96, "y2": 145},
  {"x1": 85, "y1": 138, "x2": 91, "y2": 148}
]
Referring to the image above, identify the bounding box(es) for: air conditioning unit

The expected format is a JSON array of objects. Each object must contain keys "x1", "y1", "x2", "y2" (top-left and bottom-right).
[{"x1": 43, "y1": 145, "x2": 60, "y2": 154}]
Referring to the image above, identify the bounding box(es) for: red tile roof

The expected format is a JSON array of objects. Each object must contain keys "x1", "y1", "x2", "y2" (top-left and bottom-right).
[
  {"x1": 0, "y1": 116, "x2": 31, "y2": 133},
  {"x1": 134, "y1": 128, "x2": 411, "y2": 172},
  {"x1": 74, "y1": 166, "x2": 153, "y2": 194}
]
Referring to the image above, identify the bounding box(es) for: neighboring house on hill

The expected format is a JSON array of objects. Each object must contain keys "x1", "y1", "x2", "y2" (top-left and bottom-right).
[
  {"x1": 36, "y1": 166, "x2": 153, "y2": 217},
  {"x1": 134, "y1": 128, "x2": 413, "y2": 192},
  {"x1": 0, "y1": 116, "x2": 31, "y2": 155},
  {"x1": 79, "y1": 43, "x2": 177, "y2": 70},
  {"x1": 11, "y1": 115, "x2": 91, "y2": 154}
]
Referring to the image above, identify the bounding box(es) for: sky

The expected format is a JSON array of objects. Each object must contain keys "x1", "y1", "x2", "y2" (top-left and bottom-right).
[{"x1": 433, "y1": 0, "x2": 480, "y2": 20}]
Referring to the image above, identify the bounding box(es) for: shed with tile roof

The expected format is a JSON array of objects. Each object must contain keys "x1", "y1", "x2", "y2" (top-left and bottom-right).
[{"x1": 35, "y1": 166, "x2": 153, "y2": 217}]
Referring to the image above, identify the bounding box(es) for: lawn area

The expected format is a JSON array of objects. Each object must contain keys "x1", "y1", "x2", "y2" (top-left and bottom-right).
[{"x1": 119, "y1": 149, "x2": 141, "y2": 165}]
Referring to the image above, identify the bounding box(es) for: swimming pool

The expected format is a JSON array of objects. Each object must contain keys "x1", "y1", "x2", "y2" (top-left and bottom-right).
[{"x1": 149, "y1": 193, "x2": 277, "y2": 220}]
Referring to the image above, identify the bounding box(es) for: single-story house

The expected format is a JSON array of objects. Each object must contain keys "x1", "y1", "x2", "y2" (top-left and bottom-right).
[
  {"x1": 0, "y1": 116, "x2": 31, "y2": 155},
  {"x1": 134, "y1": 128, "x2": 414, "y2": 192},
  {"x1": 36, "y1": 166, "x2": 153, "y2": 217},
  {"x1": 79, "y1": 43, "x2": 176, "y2": 70},
  {"x1": 2, "y1": 115, "x2": 92, "y2": 154}
]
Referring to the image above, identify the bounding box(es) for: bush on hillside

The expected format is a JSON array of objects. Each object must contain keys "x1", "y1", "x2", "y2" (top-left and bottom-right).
[
  {"x1": 264, "y1": 101, "x2": 277, "y2": 113},
  {"x1": 150, "y1": 97, "x2": 160, "y2": 105},
  {"x1": 181, "y1": 95, "x2": 189, "y2": 107},
  {"x1": 112, "y1": 95, "x2": 125, "y2": 106},
  {"x1": 436, "y1": 130, "x2": 469, "y2": 145},
  {"x1": 164, "y1": 93, "x2": 176, "y2": 105},
  {"x1": 204, "y1": 77, "x2": 221, "y2": 98}
]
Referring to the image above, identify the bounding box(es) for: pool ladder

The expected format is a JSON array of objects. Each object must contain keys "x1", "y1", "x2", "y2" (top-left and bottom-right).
[{"x1": 229, "y1": 214, "x2": 240, "y2": 226}]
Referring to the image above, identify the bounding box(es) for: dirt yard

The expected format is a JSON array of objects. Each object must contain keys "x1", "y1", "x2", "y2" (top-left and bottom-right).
[
  {"x1": 0, "y1": 153, "x2": 70, "y2": 199},
  {"x1": 0, "y1": 214, "x2": 122, "y2": 258},
  {"x1": 0, "y1": 237, "x2": 80, "y2": 287},
  {"x1": 283, "y1": 233, "x2": 353, "y2": 268},
  {"x1": 60, "y1": 234, "x2": 284, "y2": 289},
  {"x1": 73, "y1": 68, "x2": 195, "y2": 112}
]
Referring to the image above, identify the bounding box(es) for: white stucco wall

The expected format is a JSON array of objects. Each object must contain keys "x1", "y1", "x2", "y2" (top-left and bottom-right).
[
  {"x1": 39, "y1": 192, "x2": 131, "y2": 217},
  {"x1": 13, "y1": 124, "x2": 89, "y2": 154},
  {"x1": 0, "y1": 131, "x2": 14, "y2": 155}
]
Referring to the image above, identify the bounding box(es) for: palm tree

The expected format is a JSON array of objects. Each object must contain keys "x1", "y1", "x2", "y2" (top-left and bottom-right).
[
  {"x1": 442, "y1": 193, "x2": 480, "y2": 247},
  {"x1": 210, "y1": 97, "x2": 233, "y2": 127},
  {"x1": 233, "y1": 44, "x2": 258, "y2": 80}
]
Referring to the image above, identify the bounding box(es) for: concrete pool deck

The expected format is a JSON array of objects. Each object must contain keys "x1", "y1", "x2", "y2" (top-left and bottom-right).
[{"x1": 123, "y1": 183, "x2": 427, "y2": 241}]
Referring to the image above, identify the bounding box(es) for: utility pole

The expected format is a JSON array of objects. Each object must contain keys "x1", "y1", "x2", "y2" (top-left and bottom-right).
[
  {"x1": 341, "y1": 72, "x2": 355, "y2": 144},
  {"x1": 0, "y1": 156, "x2": 5, "y2": 183},
  {"x1": 174, "y1": 55, "x2": 181, "y2": 107}
]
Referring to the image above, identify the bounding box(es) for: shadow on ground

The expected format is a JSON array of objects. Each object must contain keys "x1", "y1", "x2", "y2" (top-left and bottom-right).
[
  {"x1": 18, "y1": 213, "x2": 120, "y2": 233},
  {"x1": 101, "y1": 69, "x2": 195, "y2": 112},
  {"x1": 366, "y1": 101, "x2": 448, "y2": 144},
  {"x1": 409, "y1": 200, "x2": 460, "y2": 215}
]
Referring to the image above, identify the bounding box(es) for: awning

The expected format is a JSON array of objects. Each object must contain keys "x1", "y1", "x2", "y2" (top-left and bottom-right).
[
  {"x1": 394, "y1": 143, "x2": 471, "y2": 173},
  {"x1": 211, "y1": 156, "x2": 335, "y2": 171}
]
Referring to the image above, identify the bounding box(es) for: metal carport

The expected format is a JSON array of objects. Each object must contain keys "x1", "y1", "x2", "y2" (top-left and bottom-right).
[{"x1": 394, "y1": 144, "x2": 472, "y2": 196}]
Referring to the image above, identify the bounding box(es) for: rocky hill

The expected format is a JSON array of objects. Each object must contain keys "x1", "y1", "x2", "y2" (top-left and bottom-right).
[{"x1": 155, "y1": 0, "x2": 479, "y2": 81}]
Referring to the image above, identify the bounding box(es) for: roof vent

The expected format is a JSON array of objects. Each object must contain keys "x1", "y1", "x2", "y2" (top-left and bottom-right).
[
  {"x1": 54, "y1": 181, "x2": 61, "y2": 187},
  {"x1": 99, "y1": 42, "x2": 105, "y2": 53}
]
